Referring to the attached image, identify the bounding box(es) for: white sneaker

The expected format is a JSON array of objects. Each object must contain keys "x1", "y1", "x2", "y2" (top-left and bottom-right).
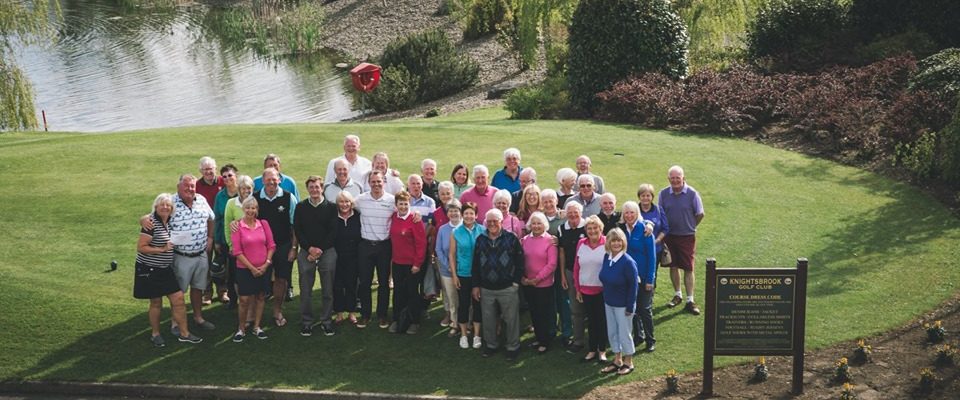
[
  {"x1": 459, "y1": 336, "x2": 469, "y2": 349},
  {"x1": 472, "y1": 336, "x2": 482, "y2": 349}
]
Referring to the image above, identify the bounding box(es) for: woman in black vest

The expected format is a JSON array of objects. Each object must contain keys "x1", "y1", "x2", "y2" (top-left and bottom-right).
[{"x1": 135, "y1": 193, "x2": 201, "y2": 347}]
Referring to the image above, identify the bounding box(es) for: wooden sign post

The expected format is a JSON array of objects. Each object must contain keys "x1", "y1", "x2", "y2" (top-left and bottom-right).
[{"x1": 702, "y1": 258, "x2": 808, "y2": 396}]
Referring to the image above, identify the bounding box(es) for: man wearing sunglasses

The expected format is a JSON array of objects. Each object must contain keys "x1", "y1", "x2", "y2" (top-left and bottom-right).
[{"x1": 563, "y1": 175, "x2": 602, "y2": 217}]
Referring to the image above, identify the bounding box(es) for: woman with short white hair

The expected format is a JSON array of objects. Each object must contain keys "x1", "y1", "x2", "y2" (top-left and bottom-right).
[
  {"x1": 492, "y1": 147, "x2": 523, "y2": 192},
  {"x1": 558, "y1": 200, "x2": 587, "y2": 351},
  {"x1": 574, "y1": 215, "x2": 608, "y2": 362},
  {"x1": 540, "y1": 189, "x2": 564, "y2": 236},
  {"x1": 494, "y1": 189, "x2": 524, "y2": 237},
  {"x1": 435, "y1": 199, "x2": 463, "y2": 334},
  {"x1": 556, "y1": 167, "x2": 577, "y2": 206},
  {"x1": 135, "y1": 193, "x2": 201, "y2": 347},
  {"x1": 619, "y1": 201, "x2": 658, "y2": 352},
  {"x1": 521, "y1": 211, "x2": 558, "y2": 354}
]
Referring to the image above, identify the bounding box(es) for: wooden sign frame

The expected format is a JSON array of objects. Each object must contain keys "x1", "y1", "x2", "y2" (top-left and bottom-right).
[{"x1": 702, "y1": 258, "x2": 808, "y2": 395}]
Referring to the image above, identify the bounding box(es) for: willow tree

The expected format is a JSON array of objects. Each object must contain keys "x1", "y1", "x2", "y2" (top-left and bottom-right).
[{"x1": 1, "y1": 0, "x2": 60, "y2": 131}]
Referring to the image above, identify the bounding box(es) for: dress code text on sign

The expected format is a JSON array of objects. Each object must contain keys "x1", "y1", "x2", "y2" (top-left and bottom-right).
[{"x1": 714, "y1": 274, "x2": 796, "y2": 354}]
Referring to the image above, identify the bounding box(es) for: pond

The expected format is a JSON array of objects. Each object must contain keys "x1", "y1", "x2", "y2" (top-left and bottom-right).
[{"x1": 17, "y1": 0, "x2": 358, "y2": 132}]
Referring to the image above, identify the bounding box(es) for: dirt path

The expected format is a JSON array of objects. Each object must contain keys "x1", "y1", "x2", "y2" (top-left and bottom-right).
[{"x1": 581, "y1": 293, "x2": 960, "y2": 399}]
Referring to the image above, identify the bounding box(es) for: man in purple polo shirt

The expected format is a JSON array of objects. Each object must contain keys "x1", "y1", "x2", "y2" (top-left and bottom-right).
[
  {"x1": 459, "y1": 165, "x2": 498, "y2": 224},
  {"x1": 658, "y1": 165, "x2": 705, "y2": 315}
]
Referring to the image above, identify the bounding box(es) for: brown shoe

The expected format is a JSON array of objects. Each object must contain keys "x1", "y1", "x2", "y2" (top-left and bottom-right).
[
  {"x1": 685, "y1": 301, "x2": 701, "y2": 315},
  {"x1": 667, "y1": 295, "x2": 683, "y2": 308}
]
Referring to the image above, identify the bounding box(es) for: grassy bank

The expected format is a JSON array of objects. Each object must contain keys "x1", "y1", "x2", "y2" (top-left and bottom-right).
[{"x1": 0, "y1": 108, "x2": 958, "y2": 398}]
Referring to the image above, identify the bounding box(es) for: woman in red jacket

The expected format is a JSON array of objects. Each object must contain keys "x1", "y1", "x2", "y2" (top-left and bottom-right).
[{"x1": 389, "y1": 190, "x2": 427, "y2": 334}]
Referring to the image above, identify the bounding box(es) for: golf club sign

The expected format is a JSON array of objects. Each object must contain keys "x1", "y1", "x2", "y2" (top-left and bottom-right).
[{"x1": 703, "y1": 258, "x2": 808, "y2": 395}]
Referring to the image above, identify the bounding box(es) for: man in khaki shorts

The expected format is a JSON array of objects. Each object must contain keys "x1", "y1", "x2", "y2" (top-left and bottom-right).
[{"x1": 169, "y1": 174, "x2": 217, "y2": 331}]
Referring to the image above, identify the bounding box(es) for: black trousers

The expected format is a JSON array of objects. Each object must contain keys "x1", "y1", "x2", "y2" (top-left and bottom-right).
[
  {"x1": 456, "y1": 275, "x2": 481, "y2": 324},
  {"x1": 333, "y1": 250, "x2": 358, "y2": 313},
  {"x1": 583, "y1": 293, "x2": 609, "y2": 352},
  {"x1": 358, "y1": 239, "x2": 391, "y2": 319},
  {"x1": 524, "y1": 285, "x2": 556, "y2": 346},
  {"x1": 392, "y1": 263, "x2": 423, "y2": 324},
  {"x1": 632, "y1": 284, "x2": 655, "y2": 346}
]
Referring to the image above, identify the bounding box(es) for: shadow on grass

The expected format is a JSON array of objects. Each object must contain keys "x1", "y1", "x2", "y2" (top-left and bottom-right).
[
  {"x1": 14, "y1": 301, "x2": 615, "y2": 398},
  {"x1": 770, "y1": 160, "x2": 960, "y2": 297}
]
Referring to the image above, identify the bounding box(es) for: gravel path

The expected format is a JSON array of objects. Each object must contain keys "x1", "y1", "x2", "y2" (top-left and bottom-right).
[{"x1": 319, "y1": 0, "x2": 543, "y2": 120}]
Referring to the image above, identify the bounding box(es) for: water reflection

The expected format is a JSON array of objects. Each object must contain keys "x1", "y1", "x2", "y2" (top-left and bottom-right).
[{"x1": 18, "y1": 0, "x2": 357, "y2": 132}]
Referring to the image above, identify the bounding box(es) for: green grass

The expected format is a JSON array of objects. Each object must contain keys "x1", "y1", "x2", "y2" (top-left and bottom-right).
[{"x1": 1, "y1": 107, "x2": 958, "y2": 398}]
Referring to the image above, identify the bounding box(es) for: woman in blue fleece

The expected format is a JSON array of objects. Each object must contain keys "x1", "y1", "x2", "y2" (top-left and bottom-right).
[
  {"x1": 621, "y1": 201, "x2": 658, "y2": 352},
  {"x1": 598, "y1": 228, "x2": 638, "y2": 375}
]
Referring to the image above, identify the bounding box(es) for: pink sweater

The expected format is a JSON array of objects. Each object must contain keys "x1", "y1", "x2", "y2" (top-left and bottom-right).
[
  {"x1": 573, "y1": 236, "x2": 606, "y2": 295},
  {"x1": 231, "y1": 219, "x2": 276, "y2": 268},
  {"x1": 521, "y1": 233, "x2": 557, "y2": 288},
  {"x1": 503, "y1": 213, "x2": 525, "y2": 238}
]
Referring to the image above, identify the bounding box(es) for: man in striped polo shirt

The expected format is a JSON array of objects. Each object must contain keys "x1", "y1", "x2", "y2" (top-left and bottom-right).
[{"x1": 355, "y1": 171, "x2": 396, "y2": 329}]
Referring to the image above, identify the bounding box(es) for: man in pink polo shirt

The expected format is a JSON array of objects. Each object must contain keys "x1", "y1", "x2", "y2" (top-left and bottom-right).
[{"x1": 458, "y1": 165, "x2": 498, "y2": 224}]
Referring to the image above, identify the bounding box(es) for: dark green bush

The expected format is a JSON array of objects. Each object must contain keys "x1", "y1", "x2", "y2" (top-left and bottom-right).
[
  {"x1": 855, "y1": 30, "x2": 938, "y2": 64},
  {"x1": 504, "y1": 76, "x2": 571, "y2": 119},
  {"x1": 464, "y1": 0, "x2": 512, "y2": 39},
  {"x1": 895, "y1": 100, "x2": 960, "y2": 183},
  {"x1": 849, "y1": 0, "x2": 960, "y2": 49},
  {"x1": 746, "y1": 0, "x2": 851, "y2": 72},
  {"x1": 910, "y1": 48, "x2": 960, "y2": 102},
  {"x1": 369, "y1": 29, "x2": 480, "y2": 113},
  {"x1": 365, "y1": 65, "x2": 419, "y2": 113},
  {"x1": 939, "y1": 102, "x2": 960, "y2": 183},
  {"x1": 436, "y1": 0, "x2": 463, "y2": 16},
  {"x1": 567, "y1": 0, "x2": 688, "y2": 113}
]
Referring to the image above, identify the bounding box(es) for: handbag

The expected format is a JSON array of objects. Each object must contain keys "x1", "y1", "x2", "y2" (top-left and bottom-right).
[
  {"x1": 659, "y1": 243, "x2": 672, "y2": 267},
  {"x1": 209, "y1": 252, "x2": 227, "y2": 279}
]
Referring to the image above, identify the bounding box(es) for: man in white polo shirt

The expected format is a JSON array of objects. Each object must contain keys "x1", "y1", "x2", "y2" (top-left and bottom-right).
[
  {"x1": 354, "y1": 171, "x2": 395, "y2": 329},
  {"x1": 324, "y1": 134, "x2": 372, "y2": 185}
]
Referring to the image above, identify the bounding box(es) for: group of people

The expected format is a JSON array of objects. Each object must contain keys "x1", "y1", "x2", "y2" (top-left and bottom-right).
[{"x1": 133, "y1": 135, "x2": 705, "y2": 374}]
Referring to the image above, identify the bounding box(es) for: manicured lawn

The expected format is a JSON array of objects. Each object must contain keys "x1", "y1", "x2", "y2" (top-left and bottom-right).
[{"x1": 1, "y1": 107, "x2": 958, "y2": 398}]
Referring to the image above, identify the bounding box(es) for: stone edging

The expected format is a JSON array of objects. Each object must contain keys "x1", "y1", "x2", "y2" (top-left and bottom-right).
[{"x1": 0, "y1": 380, "x2": 534, "y2": 400}]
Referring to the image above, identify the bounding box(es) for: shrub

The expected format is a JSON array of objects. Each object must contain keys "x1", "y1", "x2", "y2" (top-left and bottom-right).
[
  {"x1": 854, "y1": 30, "x2": 938, "y2": 65},
  {"x1": 504, "y1": 76, "x2": 571, "y2": 119},
  {"x1": 595, "y1": 56, "x2": 953, "y2": 164},
  {"x1": 364, "y1": 65, "x2": 419, "y2": 113},
  {"x1": 464, "y1": 0, "x2": 512, "y2": 39},
  {"x1": 567, "y1": 0, "x2": 689, "y2": 113},
  {"x1": 436, "y1": 0, "x2": 464, "y2": 16},
  {"x1": 746, "y1": 0, "x2": 851, "y2": 72},
  {"x1": 594, "y1": 72, "x2": 683, "y2": 127},
  {"x1": 896, "y1": 131, "x2": 939, "y2": 179},
  {"x1": 369, "y1": 29, "x2": 480, "y2": 112},
  {"x1": 939, "y1": 101, "x2": 960, "y2": 183},
  {"x1": 910, "y1": 48, "x2": 960, "y2": 102},
  {"x1": 849, "y1": 0, "x2": 960, "y2": 49},
  {"x1": 678, "y1": 66, "x2": 780, "y2": 132}
]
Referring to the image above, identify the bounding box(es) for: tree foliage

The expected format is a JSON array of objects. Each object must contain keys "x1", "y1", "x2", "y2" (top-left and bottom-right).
[
  {"x1": 1, "y1": 0, "x2": 60, "y2": 131},
  {"x1": 567, "y1": 0, "x2": 689, "y2": 113},
  {"x1": 746, "y1": 0, "x2": 850, "y2": 72}
]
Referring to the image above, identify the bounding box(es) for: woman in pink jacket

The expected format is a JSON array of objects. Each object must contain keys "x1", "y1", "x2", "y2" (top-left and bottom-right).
[{"x1": 521, "y1": 211, "x2": 558, "y2": 354}]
